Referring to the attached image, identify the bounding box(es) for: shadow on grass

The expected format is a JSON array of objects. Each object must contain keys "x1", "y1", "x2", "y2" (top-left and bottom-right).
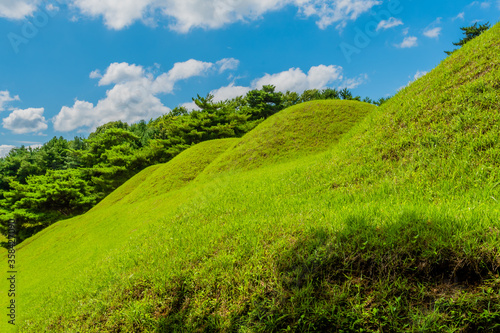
[{"x1": 156, "y1": 211, "x2": 500, "y2": 332}]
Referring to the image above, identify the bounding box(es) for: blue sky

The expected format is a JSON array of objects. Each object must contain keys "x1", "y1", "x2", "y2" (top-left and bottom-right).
[{"x1": 0, "y1": 0, "x2": 499, "y2": 156}]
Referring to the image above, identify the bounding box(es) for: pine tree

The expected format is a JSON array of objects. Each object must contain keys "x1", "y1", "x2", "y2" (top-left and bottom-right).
[{"x1": 445, "y1": 22, "x2": 490, "y2": 55}]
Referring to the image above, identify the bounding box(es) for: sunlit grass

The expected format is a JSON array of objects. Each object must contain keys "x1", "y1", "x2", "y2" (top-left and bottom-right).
[{"x1": 2, "y1": 22, "x2": 500, "y2": 333}]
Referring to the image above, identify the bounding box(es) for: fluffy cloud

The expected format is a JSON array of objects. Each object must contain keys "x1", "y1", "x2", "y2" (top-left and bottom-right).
[
  {"x1": 153, "y1": 59, "x2": 214, "y2": 93},
  {"x1": 0, "y1": 0, "x2": 377, "y2": 31},
  {"x1": 182, "y1": 80, "x2": 248, "y2": 111},
  {"x1": 71, "y1": 0, "x2": 154, "y2": 29},
  {"x1": 297, "y1": 0, "x2": 382, "y2": 30},
  {"x1": 192, "y1": 64, "x2": 364, "y2": 108},
  {"x1": 210, "y1": 84, "x2": 251, "y2": 102},
  {"x1": 217, "y1": 58, "x2": 240, "y2": 73},
  {"x1": 423, "y1": 17, "x2": 442, "y2": 39},
  {"x1": 54, "y1": 59, "x2": 238, "y2": 132},
  {"x1": 1, "y1": 0, "x2": 382, "y2": 31},
  {"x1": 396, "y1": 36, "x2": 418, "y2": 48},
  {"x1": 54, "y1": 100, "x2": 100, "y2": 132},
  {"x1": 338, "y1": 74, "x2": 368, "y2": 89},
  {"x1": 181, "y1": 101, "x2": 201, "y2": 111},
  {"x1": 97, "y1": 62, "x2": 146, "y2": 86},
  {"x1": 0, "y1": 90, "x2": 20, "y2": 111},
  {"x1": 54, "y1": 88, "x2": 170, "y2": 132},
  {"x1": 423, "y1": 27, "x2": 442, "y2": 38},
  {"x1": 72, "y1": 0, "x2": 285, "y2": 31},
  {"x1": 2, "y1": 108, "x2": 48, "y2": 134},
  {"x1": 0, "y1": 145, "x2": 15, "y2": 158},
  {"x1": 253, "y1": 65, "x2": 343, "y2": 92},
  {"x1": 0, "y1": 0, "x2": 39, "y2": 19},
  {"x1": 160, "y1": 0, "x2": 288, "y2": 33},
  {"x1": 376, "y1": 17, "x2": 403, "y2": 31}
]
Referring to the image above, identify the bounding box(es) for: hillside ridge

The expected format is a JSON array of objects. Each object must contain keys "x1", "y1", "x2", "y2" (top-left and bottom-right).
[
  {"x1": 200, "y1": 99, "x2": 375, "y2": 177},
  {"x1": 2, "y1": 22, "x2": 500, "y2": 333}
]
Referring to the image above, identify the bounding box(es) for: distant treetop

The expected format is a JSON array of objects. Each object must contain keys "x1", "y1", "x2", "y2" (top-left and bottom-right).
[{"x1": 445, "y1": 22, "x2": 490, "y2": 55}]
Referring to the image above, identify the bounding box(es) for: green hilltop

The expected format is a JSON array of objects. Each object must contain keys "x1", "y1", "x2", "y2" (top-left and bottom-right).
[
  {"x1": 2, "y1": 23, "x2": 500, "y2": 332},
  {"x1": 200, "y1": 100, "x2": 375, "y2": 176}
]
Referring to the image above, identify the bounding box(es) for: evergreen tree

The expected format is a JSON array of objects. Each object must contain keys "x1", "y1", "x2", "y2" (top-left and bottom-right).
[{"x1": 445, "y1": 22, "x2": 490, "y2": 55}]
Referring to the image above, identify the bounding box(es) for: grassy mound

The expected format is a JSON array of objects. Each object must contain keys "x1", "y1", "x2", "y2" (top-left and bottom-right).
[
  {"x1": 0, "y1": 138, "x2": 236, "y2": 332},
  {"x1": 327, "y1": 23, "x2": 500, "y2": 193},
  {"x1": 201, "y1": 100, "x2": 375, "y2": 176},
  {"x1": 2, "y1": 23, "x2": 500, "y2": 333},
  {"x1": 94, "y1": 164, "x2": 163, "y2": 208},
  {"x1": 95, "y1": 138, "x2": 239, "y2": 209}
]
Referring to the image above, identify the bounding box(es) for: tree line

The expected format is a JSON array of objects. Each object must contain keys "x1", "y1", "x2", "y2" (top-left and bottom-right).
[{"x1": 0, "y1": 86, "x2": 389, "y2": 244}]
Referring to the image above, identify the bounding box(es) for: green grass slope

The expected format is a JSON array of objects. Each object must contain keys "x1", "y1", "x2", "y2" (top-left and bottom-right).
[
  {"x1": 0, "y1": 138, "x2": 237, "y2": 332},
  {"x1": 327, "y1": 24, "x2": 500, "y2": 193},
  {"x1": 2, "y1": 24, "x2": 500, "y2": 332},
  {"x1": 201, "y1": 100, "x2": 375, "y2": 176},
  {"x1": 94, "y1": 138, "x2": 239, "y2": 209},
  {"x1": 95, "y1": 164, "x2": 163, "y2": 208}
]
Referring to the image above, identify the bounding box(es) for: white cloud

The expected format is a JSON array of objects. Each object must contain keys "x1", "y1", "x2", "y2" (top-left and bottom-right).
[
  {"x1": 0, "y1": 0, "x2": 383, "y2": 32},
  {"x1": 252, "y1": 64, "x2": 343, "y2": 92},
  {"x1": 423, "y1": 18, "x2": 442, "y2": 39},
  {"x1": 71, "y1": 0, "x2": 154, "y2": 30},
  {"x1": 181, "y1": 63, "x2": 366, "y2": 111},
  {"x1": 98, "y1": 62, "x2": 146, "y2": 86},
  {"x1": 453, "y1": 12, "x2": 465, "y2": 21},
  {"x1": 181, "y1": 101, "x2": 201, "y2": 111},
  {"x1": 216, "y1": 58, "x2": 240, "y2": 73},
  {"x1": 0, "y1": 145, "x2": 15, "y2": 158},
  {"x1": 0, "y1": 91, "x2": 20, "y2": 111},
  {"x1": 338, "y1": 74, "x2": 368, "y2": 89},
  {"x1": 54, "y1": 100, "x2": 100, "y2": 132},
  {"x1": 376, "y1": 17, "x2": 403, "y2": 31},
  {"x1": 54, "y1": 58, "x2": 233, "y2": 132},
  {"x1": 0, "y1": 0, "x2": 39, "y2": 20},
  {"x1": 166, "y1": 59, "x2": 213, "y2": 81},
  {"x1": 423, "y1": 27, "x2": 442, "y2": 38},
  {"x1": 396, "y1": 36, "x2": 418, "y2": 48},
  {"x1": 13, "y1": 0, "x2": 379, "y2": 32},
  {"x1": 152, "y1": 59, "x2": 214, "y2": 94},
  {"x1": 89, "y1": 70, "x2": 102, "y2": 79},
  {"x1": 46, "y1": 3, "x2": 59, "y2": 12},
  {"x1": 69, "y1": 0, "x2": 285, "y2": 31},
  {"x1": 298, "y1": 0, "x2": 382, "y2": 30},
  {"x1": 210, "y1": 83, "x2": 251, "y2": 102},
  {"x1": 54, "y1": 81, "x2": 171, "y2": 132},
  {"x1": 307, "y1": 65, "x2": 344, "y2": 88},
  {"x1": 413, "y1": 70, "x2": 428, "y2": 80},
  {"x1": 398, "y1": 70, "x2": 429, "y2": 91},
  {"x1": 161, "y1": 0, "x2": 288, "y2": 33},
  {"x1": 467, "y1": 1, "x2": 496, "y2": 9},
  {"x1": 0, "y1": 142, "x2": 43, "y2": 157},
  {"x1": 2, "y1": 108, "x2": 48, "y2": 134}
]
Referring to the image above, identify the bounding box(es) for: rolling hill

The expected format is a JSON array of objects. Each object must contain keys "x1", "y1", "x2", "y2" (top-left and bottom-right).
[
  {"x1": 200, "y1": 100, "x2": 375, "y2": 176},
  {"x1": 2, "y1": 22, "x2": 500, "y2": 332}
]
